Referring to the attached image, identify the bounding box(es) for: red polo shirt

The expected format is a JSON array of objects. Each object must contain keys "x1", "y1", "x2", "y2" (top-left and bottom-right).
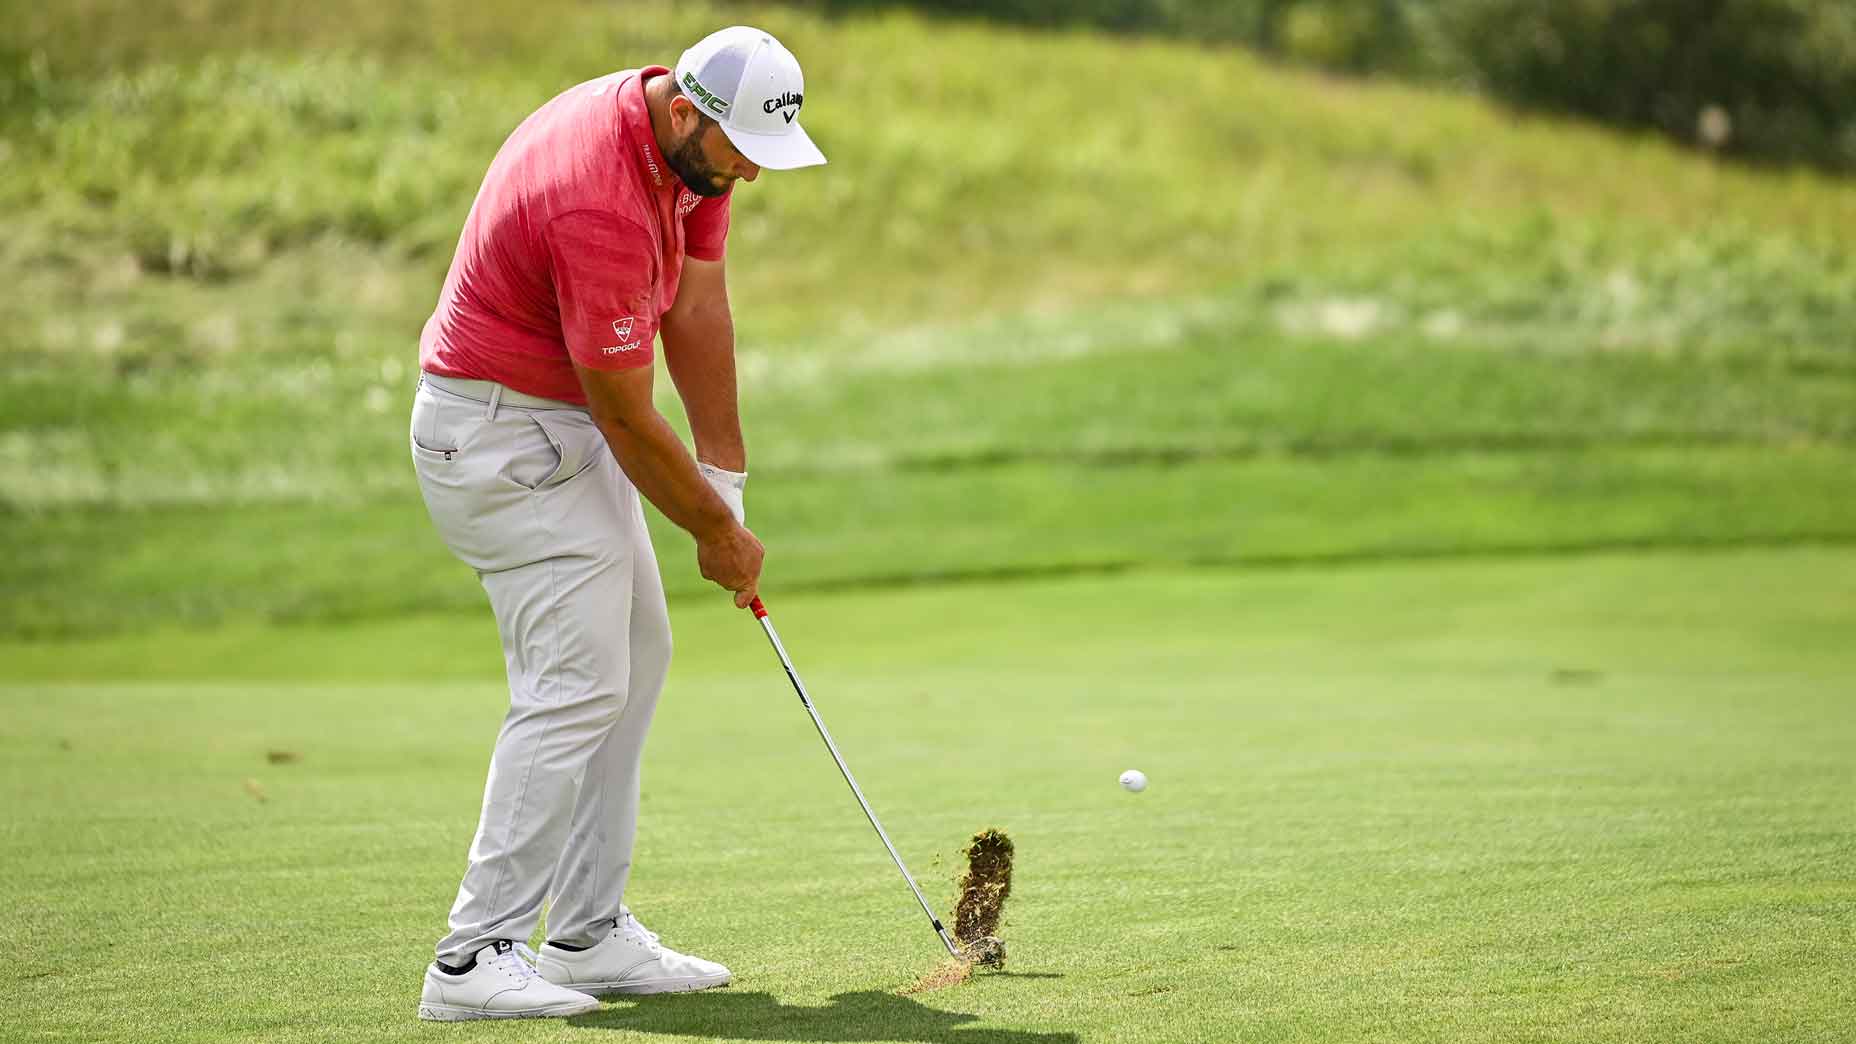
[{"x1": 419, "y1": 66, "x2": 731, "y2": 404}]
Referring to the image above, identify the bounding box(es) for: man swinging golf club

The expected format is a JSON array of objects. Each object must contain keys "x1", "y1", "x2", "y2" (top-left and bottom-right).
[{"x1": 407, "y1": 26, "x2": 824, "y2": 1021}]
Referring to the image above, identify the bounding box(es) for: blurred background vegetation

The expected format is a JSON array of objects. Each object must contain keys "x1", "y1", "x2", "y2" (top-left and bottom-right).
[
  {"x1": 813, "y1": 0, "x2": 1856, "y2": 170},
  {"x1": 3, "y1": 0, "x2": 1853, "y2": 637}
]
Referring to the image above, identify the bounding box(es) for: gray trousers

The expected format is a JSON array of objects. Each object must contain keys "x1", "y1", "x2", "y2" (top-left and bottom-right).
[{"x1": 409, "y1": 373, "x2": 672, "y2": 966}]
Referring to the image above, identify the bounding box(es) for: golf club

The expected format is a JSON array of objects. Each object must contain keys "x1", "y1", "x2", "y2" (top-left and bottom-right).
[{"x1": 748, "y1": 596, "x2": 1003, "y2": 967}]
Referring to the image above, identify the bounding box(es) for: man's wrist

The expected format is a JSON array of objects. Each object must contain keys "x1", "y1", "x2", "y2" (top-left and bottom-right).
[
  {"x1": 698, "y1": 462, "x2": 747, "y2": 525},
  {"x1": 693, "y1": 503, "x2": 739, "y2": 543}
]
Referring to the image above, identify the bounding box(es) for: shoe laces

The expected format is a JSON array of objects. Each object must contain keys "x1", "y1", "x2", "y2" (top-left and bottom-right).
[
  {"x1": 487, "y1": 943, "x2": 544, "y2": 983},
  {"x1": 616, "y1": 907, "x2": 661, "y2": 951}
]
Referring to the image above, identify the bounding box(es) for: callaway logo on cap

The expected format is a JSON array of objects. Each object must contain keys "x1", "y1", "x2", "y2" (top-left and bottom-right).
[{"x1": 675, "y1": 26, "x2": 826, "y2": 170}]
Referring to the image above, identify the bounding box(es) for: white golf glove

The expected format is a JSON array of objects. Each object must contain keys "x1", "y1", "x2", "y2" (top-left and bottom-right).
[{"x1": 698, "y1": 462, "x2": 747, "y2": 525}]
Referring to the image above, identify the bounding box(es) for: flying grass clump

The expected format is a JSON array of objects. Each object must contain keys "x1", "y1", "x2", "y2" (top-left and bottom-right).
[
  {"x1": 953, "y1": 828, "x2": 1012, "y2": 968},
  {"x1": 899, "y1": 827, "x2": 1015, "y2": 995}
]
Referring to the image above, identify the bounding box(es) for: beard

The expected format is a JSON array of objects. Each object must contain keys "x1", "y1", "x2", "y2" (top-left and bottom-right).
[{"x1": 666, "y1": 125, "x2": 732, "y2": 198}]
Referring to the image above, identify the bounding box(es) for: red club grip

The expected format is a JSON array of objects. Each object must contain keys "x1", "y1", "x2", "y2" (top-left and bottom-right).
[{"x1": 749, "y1": 596, "x2": 768, "y2": 619}]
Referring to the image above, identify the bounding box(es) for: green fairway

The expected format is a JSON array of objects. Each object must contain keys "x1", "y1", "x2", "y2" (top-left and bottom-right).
[{"x1": 6, "y1": 548, "x2": 1853, "y2": 1043}]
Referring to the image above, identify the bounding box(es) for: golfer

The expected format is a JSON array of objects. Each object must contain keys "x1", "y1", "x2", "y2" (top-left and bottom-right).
[{"x1": 406, "y1": 26, "x2": 824, "y2": 1021}]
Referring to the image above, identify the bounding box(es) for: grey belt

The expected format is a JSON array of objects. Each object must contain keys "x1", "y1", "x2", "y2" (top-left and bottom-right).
[{"x1": 420, "y1": 371, "x2": 588, "y2": 413}]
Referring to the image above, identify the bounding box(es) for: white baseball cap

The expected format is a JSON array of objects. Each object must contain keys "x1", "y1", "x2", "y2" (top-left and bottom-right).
[{"x1": 674, "y1": 26, "x2": 826, "y2": 170}]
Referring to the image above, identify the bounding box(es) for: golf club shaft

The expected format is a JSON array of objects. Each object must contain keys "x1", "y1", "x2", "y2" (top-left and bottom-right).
[{"x1": 749, "y1": 596, "x2": 962, "y2": 959}]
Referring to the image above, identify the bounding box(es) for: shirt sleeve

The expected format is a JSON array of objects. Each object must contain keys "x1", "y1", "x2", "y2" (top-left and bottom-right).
[
  {"x1": 545, "y1": 209, "x2": 659, "y2": 371},
  {"x1": 683, "y1": 189, "x2": 732, "y2": 261}
]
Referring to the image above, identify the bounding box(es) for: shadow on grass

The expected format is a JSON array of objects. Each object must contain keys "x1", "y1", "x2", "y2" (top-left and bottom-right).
[{"x1": 569, "y1": 989, "x2": 1079, "y2": 1043}]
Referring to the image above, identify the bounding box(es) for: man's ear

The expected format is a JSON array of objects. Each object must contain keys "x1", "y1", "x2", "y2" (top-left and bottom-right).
[{"x1": 667, "y1": 92, "x2": 702, "y2": 137}]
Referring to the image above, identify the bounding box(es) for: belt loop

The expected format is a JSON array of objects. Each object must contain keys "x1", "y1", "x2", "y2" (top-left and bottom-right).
[{"x1": 485, "y1": 382, "x2": 504, "y2": 420}]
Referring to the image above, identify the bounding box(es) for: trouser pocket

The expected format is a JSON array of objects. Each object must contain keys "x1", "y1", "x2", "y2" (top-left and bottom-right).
[
  {"x1": 409, "y1": 386, "x2": 463, "y2": 463},
  {"x1": 508, "y1": 410, "x2": 604, "y2": 491},
  {"x1": 410, "y1": 387, "x2": 618, "y2": 573}
]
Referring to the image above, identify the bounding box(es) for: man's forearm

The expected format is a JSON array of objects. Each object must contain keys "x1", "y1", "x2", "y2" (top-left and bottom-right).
[
  {"x1": 662, "y1": 304, "x2": 745, "y2": 472},
  {"x1": 592, "y1": 406, "x2": 735, "y2": 540}
]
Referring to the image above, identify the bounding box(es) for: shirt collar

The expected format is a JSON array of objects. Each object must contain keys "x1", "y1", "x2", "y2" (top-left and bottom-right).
[{"x1": 621, "y1": 66, "x2": 677, "y2": 198}]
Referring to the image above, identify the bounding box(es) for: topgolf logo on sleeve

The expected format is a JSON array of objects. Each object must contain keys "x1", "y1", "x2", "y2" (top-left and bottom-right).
[{"x1": 602, "y1": 316, "x2": 643, "y2": 356}]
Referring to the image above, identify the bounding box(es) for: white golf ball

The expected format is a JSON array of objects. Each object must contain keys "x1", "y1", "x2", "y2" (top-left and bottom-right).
[{"x1": 1119, "y1": 769, "x2": 1148, "y2": 793}]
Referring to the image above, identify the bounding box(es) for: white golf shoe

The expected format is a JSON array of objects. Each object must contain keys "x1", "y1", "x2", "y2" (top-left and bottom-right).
[
  {"x1": 536, "y1": 906, "x2": 731, "y2": 995},
  {"x1": 417, "y1": 940, "x2": 601, "y2": 1021}
]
